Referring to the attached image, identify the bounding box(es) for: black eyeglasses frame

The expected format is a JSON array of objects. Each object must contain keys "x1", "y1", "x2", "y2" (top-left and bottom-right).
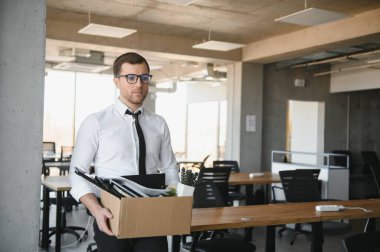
[{"x1": 115, "y1": 74, "x2": 153, "y2": 84}]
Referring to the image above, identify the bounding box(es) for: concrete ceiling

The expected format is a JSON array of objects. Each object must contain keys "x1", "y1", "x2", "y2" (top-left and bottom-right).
[{"x1": 46, "y1": 0, "x2": 380, "y2": 79}]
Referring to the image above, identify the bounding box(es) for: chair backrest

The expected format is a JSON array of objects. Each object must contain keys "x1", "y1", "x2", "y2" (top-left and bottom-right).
[
  {"x1": 343, "y1": 230, "x2": 380, "y2": 252},
  {"x1": 198, "y1": 167, "x2": 231, "y2": 206},
  {"x1": 279, "y1": 169, "x2": 321, "y2": 202},
  {"x1": 370, "y1": 165, "x2": 380, "y2": 196},
  {"x1": 42, "y1": 141, "x2": 56, "y2": 160},
  {"x1": 362, "y1": 151, "x2": 380, "y2": 174},
  {"x1": 213, "y1": 160, "x2": 240, "y2": 173},
  {"x1": 213, "y1": 160, "x2": 241, "y2": 194},
  {"x1": 60, "y1": 145, "x2": 74, "y2": 161},
  {"x1": 193, "y1": 181, "x2": 225, "y2": 208}
]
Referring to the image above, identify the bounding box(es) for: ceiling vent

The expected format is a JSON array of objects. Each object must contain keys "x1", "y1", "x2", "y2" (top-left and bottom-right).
[{"x1": 52, "y1": 50, "x2": 111, "y2": 73}]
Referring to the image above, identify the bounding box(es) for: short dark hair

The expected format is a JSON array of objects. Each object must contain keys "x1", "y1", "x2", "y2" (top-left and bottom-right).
[{"x1": 113, "y1": 52, "x2": 150, "y2": 76}]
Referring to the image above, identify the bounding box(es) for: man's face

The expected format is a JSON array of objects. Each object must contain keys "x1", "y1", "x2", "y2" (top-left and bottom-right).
[{"x1": 114, "y1": 62, "x2": 149, "y2": 111}]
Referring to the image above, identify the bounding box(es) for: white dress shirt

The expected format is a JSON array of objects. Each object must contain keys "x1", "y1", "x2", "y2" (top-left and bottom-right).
[{"x1": 69, "y1": 98, "x2": 179, "y2": 201}]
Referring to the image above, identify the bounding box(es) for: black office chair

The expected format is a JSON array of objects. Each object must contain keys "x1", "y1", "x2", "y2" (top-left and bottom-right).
[
  {"x1": 213, "y1": 160, "x2": 246, "y2": 203},
  {"x1": 361, "y1": 151, "x2": 380, "y2": 175},
  {"x1": 279, "y1": 169, "x2": 351, "y2": 245},
  {"x1": 369, "y1": 165, "x2": 380, "y2": 196},
  {"x1": 343, "y1": 230, "x2": 380, "y2": 252},
  {"x1": 277, "y1": 169, "x2": 321, "y2": 245},
  {"x1": 182, "y1": 181, "x2": 256, "y2": 252},
  {"x1": 41, "y1": 156, "x2": 87, "y2": 244},
  {"x1": 178, "y1": 155, "x2": 210, "y2": 172},
  {"x1": 361, "y1": 151, "x2": 380, "y2": 196},
  {"x1": 198, "y1": 167, "x2": 232, "y2": 206}
]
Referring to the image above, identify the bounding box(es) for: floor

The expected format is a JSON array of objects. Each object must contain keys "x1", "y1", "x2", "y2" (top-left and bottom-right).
[{"x1": 38, "y1": 202, "x2": 373, "y2": 252}]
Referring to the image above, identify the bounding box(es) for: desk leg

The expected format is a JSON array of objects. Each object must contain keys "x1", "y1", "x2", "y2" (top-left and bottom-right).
[
  {"x1": 172, "y1": 235, "x2": 181, "y2": 252},
  {"x1": 55, "y1": 191, "x2": 62, "y2": 252},
  {"x1": 244, "y1": 185, "x2": 254, "y2": 241},
  {"x1": 41, "y1": 186, "x2": 50, "y2": 248},
  {"x1": 245, "y1": 185, "x2": 254, "y2": 205},
  {"x1": 265, "y1": 184, "x2": 270, "y2": 204},
  {"x1": 311, "y1": 222, "x2": 323, "y2": 252},
  {"x1": 265, "y1": 225, "x2": 275, "y2": 252}
]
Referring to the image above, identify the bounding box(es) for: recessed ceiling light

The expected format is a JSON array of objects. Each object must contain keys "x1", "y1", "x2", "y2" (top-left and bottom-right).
[
  {"x1": 275, "y1": 8, "x2": 350, "y2": 26},
  {"x1": 78, "y1": 23, "x2": 137, "y2": 38},
  {"x1": 193, "y1": 40, "x2": 245, "y2": 51}
]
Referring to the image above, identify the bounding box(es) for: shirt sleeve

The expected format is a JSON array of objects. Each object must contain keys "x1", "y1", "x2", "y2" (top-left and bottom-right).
[
  {"x1": 159, "y1": 120, "x2": 180, "y2": 185},
  {"x1": 69, "y1": 115, "x2": 99, "y2": 202}
]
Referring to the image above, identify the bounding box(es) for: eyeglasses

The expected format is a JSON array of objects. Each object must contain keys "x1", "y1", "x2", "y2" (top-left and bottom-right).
[{"x1": 115, "y1": 74, "x2": 153, "y2": 84}]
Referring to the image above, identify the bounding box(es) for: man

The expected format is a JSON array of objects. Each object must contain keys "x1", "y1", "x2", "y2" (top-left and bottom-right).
[{"x1": 69, "y1": 52, "x2": 179, "y2": 251}]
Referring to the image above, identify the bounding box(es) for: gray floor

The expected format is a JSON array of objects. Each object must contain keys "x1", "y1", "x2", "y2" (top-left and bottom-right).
[{"x1": 39, "y1": 203, "x2": 371, "y2": 252}]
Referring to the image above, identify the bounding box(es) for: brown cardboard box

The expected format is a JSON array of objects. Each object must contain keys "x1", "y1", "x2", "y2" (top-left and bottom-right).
[{"x1": 101, "y1": 190, "x2": 193, "y2": 238}]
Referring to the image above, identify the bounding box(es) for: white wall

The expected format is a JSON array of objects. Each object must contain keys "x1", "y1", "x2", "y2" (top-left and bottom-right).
[
  {"x1": 330, "y1": 63, "x2": 380, "y2": 93},
  {"x1": 0, "y1": 0, "x2": 45, "y2": 250}
]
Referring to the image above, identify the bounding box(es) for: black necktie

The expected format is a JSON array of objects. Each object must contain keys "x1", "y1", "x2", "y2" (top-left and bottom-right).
[{"x1": 126, "y1": 110, "x2": 146, "y2": 175}]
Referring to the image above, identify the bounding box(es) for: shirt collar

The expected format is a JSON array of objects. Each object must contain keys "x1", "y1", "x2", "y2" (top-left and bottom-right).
[{"x1": 115, "y1": 98, "x2": 144, "y2": 117}]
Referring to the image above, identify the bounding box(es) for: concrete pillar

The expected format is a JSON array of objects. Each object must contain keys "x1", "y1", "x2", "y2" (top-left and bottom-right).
[
  {"x1": 0, "y1": 0, "x2": 46, "y2": 250},
  {"x1": 225, "y1": 62, "x2": 263, "y2": 172}
]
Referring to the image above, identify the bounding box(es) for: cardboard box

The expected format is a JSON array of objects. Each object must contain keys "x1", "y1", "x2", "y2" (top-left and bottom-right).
[{"x1": 101, "y1": 190, "x2": 193, "y2": 238}]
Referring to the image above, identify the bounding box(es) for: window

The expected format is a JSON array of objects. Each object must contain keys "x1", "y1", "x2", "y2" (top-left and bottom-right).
[{"x1": 43, "y1": 70, "x2": 115, "y2": 153}]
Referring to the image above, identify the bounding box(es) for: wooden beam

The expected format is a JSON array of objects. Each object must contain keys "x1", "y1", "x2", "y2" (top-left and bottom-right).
[{"x1": 243, "y1": 8, "x2": 380, "y2": 63}]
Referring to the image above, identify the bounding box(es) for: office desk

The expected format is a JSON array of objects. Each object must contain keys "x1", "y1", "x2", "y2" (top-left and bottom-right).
[
  {"x1": 44, "y1": 161, "x2": 71, "y2": 175},
  {"x1": 187, "y1": 199, "x2": 380, "y2": 252},
  {"x1": 229, "y1": 171, "x2": 280, "y2": 204},
  {"x1": 41, "y1": 176, "x2": 71, "y2": 252}
]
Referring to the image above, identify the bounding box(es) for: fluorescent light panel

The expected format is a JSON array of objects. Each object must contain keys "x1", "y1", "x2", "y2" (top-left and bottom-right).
[
  {"x1": 78, "y1": 23, "x2": 137, "y2": 38},
  {"x1": 193, "y1": 40, "x2": 245, "y2": 52},
  {"x1": 275, "y1": 8, "x2": 350, "y2": 26},
  {"x1": 156, "y1": 0, "x2": 196, "y2": 6}
]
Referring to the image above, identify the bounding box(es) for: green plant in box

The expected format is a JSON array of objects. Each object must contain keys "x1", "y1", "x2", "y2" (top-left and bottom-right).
[{"x1": 180, "y1": 167, "x2": 200, "y2": 187}]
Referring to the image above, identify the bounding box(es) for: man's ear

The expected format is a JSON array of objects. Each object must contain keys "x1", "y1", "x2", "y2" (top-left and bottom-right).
[{"x1": 113, "y1": 77, "x2": 120, "y2": 89}]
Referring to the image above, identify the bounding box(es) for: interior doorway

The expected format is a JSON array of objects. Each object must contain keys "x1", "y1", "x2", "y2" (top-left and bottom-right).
[{"x1": 286, "y1": 100, "x2": 325, "y2": 165}]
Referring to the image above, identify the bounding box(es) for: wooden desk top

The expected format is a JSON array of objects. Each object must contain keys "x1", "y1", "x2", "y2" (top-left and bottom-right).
[
  {"x1": 191, "y1": 199, "x2": 380, "y2": 232},
  {"x1": 43, "y1": 161, "x2": 70, "y2": 168},
  {"x1": 315, "y1": 199, "x2": 380, "y2": 221},
  {"x1": 229, "y1": 171, "x2": 280, "y2": 185},
  {"x1": 41, "y1": 175, "x2": 71, "y2": 191}
]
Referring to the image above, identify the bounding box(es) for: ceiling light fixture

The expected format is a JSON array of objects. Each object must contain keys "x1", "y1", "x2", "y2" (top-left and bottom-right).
[
  {"x1": 275, "y1": 0, "x2": 350, "y2": 26},
  {"x1": 156, "y1": 0, "x2": 195, "y2": 6},
  {"x1": 193, "y1": 28, "x2": 245, "y2": 51},
  {"x1": 78, "y1": 1, "x2": 136, "y2": 38}
]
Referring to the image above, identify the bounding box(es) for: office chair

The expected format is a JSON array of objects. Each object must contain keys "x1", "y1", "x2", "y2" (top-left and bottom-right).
[
  {"x1": 182, "y1": 181, "x2": 256, "y2": 252},
  {"x1": 198, "y1": 167, "x2": 232, "y2": 206},
  {"x1": 277, "y1": 169, "x2": 321, "y2": 245},
  {"x1": 343, "y1": 230, "x2": 380, "y2": 252},
  {"x1": 369, "y1": 165, "x2": 380, "y2": 196},
  {"x1": 178, "y1": 155, "x2": 210, "y2": 172},
  {"x1": 361, "y1": 151, "x2": 380, "y2": 195},
  {"x1": 43, "y1": 141, "x2": 56, "y2": 161},
  {"x1": 361, "y1": 151, "x2": 380, "y2": 175},
  {"x1": 60, "y1": 145, "x2": 73, "y2": 161},
  {"x1": 213, "y1": 160, "x2": 246, "y2": 203},
  {"x1": 41, "y1": 156, "x2": 87, "y2": 244},
  {"x1": 279, "y1": 169, "x2": 351, "y2": 245}
]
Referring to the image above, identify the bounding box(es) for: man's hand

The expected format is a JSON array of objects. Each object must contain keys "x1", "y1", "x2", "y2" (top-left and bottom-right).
[
  {"x1": 80, "y1": 193, "x2": 114, "y2": 236},
  {"x1": 92, "y1": 206, "x2": 114, "y2": 236}
]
